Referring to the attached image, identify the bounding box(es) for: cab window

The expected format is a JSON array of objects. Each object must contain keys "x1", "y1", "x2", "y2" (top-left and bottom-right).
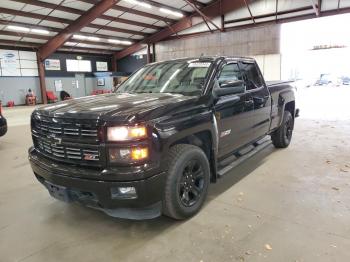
[
  {"x1": 240, "y1": 62, "x2": 264, "y2": 90},
  {"x1": 218, "y1": 63, "x2": 243, "y2": 85}
]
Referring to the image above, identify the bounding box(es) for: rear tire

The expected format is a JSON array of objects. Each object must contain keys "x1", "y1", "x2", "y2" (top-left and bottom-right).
[
  {"x1": 271, "y1": 110, "x2": 294, "y2": 148},
  {"x1": 163, "y1": 144, "x2": 210, "y2": 220}
]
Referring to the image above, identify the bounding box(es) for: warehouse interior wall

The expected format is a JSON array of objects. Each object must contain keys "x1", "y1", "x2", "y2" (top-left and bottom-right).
[
  {"x1": 253, "y1": 54, "x2": 282, "y2": 81},
  {"x1": 45, "y1": 76, "x2": 113, "y2": 99},
  {"x1": 155, "y1": 24, "x2": 282, "y2": 81},
  {"x1": 0, "y1": 50, "x2": 114, "y2": 105},
  {"x1": 0, "y1": 77, "x2": 42, "y2": 105}
]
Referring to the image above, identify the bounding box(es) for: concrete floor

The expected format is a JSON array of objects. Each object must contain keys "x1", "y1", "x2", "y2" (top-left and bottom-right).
[{"x1": 1, "y1": 86, "x2": 350, "y2": 262}]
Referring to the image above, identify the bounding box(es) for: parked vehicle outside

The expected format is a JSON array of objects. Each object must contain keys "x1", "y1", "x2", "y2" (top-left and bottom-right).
[
  {"x1": 315, "y1": 74, "x2": 341, "y2": 86},
  {"x1": 340, "y1": 76, "x2": 350, "y2": 85}
]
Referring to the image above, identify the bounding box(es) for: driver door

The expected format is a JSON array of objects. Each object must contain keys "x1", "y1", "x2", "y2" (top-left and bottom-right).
[{"x1": 214, "y1": 62, "x2": 253, "y2": 158}]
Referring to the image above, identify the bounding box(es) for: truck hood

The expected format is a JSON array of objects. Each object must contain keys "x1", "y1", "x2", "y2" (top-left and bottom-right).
[{"x1": 35, "y1": 93, "x2": 198, "y2": 123}]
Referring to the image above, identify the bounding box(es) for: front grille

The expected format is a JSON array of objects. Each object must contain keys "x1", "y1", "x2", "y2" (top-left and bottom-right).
[
  {"x1": 31, "y1": 114, "x2": 102, "y2": 166},
  {"x1": 35, "y1": 137, "x2": 100, "y2": 161},
  {"x1": 33, "y1": 116, "x2": 98, "y2": 141}
]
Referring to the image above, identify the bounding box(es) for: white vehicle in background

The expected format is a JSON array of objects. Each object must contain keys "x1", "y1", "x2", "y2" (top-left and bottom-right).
[{"x1": 315, "y1": 74, "x2": 341, "y2": 86}]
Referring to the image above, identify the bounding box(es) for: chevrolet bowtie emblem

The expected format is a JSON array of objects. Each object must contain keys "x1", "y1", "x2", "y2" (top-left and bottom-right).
[{"x1": 54, "y1": 137, "x2": 62, "y2": 145}]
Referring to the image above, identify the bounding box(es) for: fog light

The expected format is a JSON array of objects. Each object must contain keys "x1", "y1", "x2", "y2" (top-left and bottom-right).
[
  {"x1": 109, "y1": 148, "x2": 131, "y2": 163},
  {"x1": 131, "y1": 147, "x2": 148, "y2": 160},
  {"x1": 111, "y1": 187, "x2": 137, "y2": 199},
  {"x1": 109, "y1": 147, "x2": 149, "y2": 163}
]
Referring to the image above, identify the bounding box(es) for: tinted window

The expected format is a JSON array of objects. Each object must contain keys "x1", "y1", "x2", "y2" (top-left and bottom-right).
[
  {"x1": 240, "y1": 62, "x2": 263, "y2": 90},
  {"x1": 218, "y1": 63, "x2": 242, "y2": 84},
  {"x1": 116, "y1": 60, "x2": 212, "y2": 96}
]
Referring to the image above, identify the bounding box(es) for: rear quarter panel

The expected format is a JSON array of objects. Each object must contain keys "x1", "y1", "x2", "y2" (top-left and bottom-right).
[{"x1": 268, "y1": 83, "x2": 296, "y2": 131}]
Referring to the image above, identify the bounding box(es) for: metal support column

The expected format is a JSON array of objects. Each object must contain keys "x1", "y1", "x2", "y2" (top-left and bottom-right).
[
  {"x1": 37, "y1": 53, "x2": 47, "y2": 104},
  {"x1": 111, "y1": 53, "x2": 118, "y2": 72},
  {"x1": 146, "y1": 44, "x2": 152, "y2": 64}
]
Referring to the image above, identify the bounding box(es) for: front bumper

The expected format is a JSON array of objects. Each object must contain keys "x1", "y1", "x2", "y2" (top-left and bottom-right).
[{"x1": 29, "y1": 147, "x2": 166, "y2": 219}]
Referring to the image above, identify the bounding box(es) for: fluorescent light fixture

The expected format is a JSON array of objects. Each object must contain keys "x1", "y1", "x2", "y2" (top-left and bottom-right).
[
  {"x1": 120, "y1": 40, "x2": 133, "y2": 45},
  {"x1": 7, "y1": 25, "x2": 30, "y2": 32},
  {"x1": 73, "y1": 34, "x2": 86, "y2": 40},
  {"x1": 64, "y1": 42, "x2": 76, "y2": 46},
  {"x1": 73, "y1": 35, "x2": 100, "y2": 42},
  {"x1": 138, "y1": 2, "x2": 151, "y2": 8},
  {"x1": 124, "y1": 0, "x2": 151, "y2": 8},
  {"x1": 159, "y1": 8, "x2": 183, "y2": 18},
  {"x1": 108, "y1": 39, "x2": 120, "y2": 44},
  {"x1": 108, "y1": 39, "x2": 133, "y2": 45},
  {"x1": 31, "y1": 29, "x2": 50, "y2": 35},
  {"x1": 87, "y1": 36, "x2": 100, "y2": 41}
]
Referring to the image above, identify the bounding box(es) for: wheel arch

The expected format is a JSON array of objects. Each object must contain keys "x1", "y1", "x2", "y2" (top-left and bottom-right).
[{"x1": 168, "y1": 130, "x2": 218, "y2": 182}]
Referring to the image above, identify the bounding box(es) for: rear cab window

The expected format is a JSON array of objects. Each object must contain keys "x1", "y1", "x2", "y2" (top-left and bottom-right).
[
  {"x1": 218, "y1": 63, "x2": 243, "y2": 85},
  {"x1": 239, "y1": 62, "x2": 264, "y2": 91}
]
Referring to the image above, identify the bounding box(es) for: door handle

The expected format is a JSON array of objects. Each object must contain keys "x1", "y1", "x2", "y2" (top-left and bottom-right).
[{"x1": 253, "y1": 96, "x2": 268, "y2": 104}]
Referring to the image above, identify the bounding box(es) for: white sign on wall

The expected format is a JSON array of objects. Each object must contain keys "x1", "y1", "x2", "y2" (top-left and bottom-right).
[
  {"x1": 45, "y1": 59, "x2": 61, "y2": 70},
  {"x1": 0, "y1": 49, "x2": 38, "y2": 76},
  {"x1": 66, "y1": 59, "x2": 91, "y2": 72},
  {"x1": 96, "y1": 61, "x2": 108, "y2": 71},
  {"x1": 0, "y1": 50, "x2": 19, "y2": 76},
  {"x1": 54, "y1": 80, "x2": 63, "y2": 92}
]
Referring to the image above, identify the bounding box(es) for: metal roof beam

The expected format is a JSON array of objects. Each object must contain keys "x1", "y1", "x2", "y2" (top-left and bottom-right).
[
  {"x1": 0, "y1": 19, "x2": 60, "y2": 32},
  {"x1": 0, "y1": 7, "x2": 68, "y2": 24},
  {"x1": 225, "y1": 5, "x2": 314, "y2": 24},
  {"x1": 0, "y1": 30, "x2": 125, "y2": 48},
  {"x1": 184, "y1": 0, "x2": 221, "y2": 32},
  {"x1": 11, "y1": 0, "x2": 161, "y2": 30},
  {"x1": 0, "y1": 19, "x2": 134, "y2": 42},
  {"x1": 79, "y1": 0, "x2": 175, "y2": 23},
  {"x1": 38, "y1": 0, "x2": 119, "y2": 60},
  {"x1": 310, "y1": 0, "x2": 320, "y2": 16},
  {"x1": 165, "y1": 5, "x2": 350, "y2": 42},
  {"x1": 0, "y1": 6, "x2": 147, "y2": 37},
  {"x1": 186, "y1": 0, "x2": 205, "y2": 9},
  {"x1": 115, "y1": 0, "x2": 246, "y2": 59},
  {"x1": 243, "y1": 0, "x2": 256, "y2": 23},
  {"x1": 140, "y1": 0, "x2": 189, "y2": 16},
  {"x1": 0, "y1": 39, "x2": 39, "y2": 48}
]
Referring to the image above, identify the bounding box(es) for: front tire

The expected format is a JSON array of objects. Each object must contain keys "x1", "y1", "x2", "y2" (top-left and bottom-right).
[
  {"x1": 0, "y1": 125, "x2": 7, "y2": 137},
  {"x1": 271, "y1": 110, "x2": 294, "y2": 148},
  {"x1": 163, "y1": 144, "x2": 210, "y2": 220}
]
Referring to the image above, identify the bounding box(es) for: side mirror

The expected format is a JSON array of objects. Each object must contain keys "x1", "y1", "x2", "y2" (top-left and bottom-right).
[
  {"x1": 214, "y1": 80, "x2": 245, "y2": 97},
  {"x1": 220, "y1": 80, "x2": 244, "y2": 88}
]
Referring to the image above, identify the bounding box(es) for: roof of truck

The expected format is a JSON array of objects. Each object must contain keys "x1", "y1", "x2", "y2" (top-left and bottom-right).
[{"x1": 150, "y1": 56, "x2": 255, "y2": 66}]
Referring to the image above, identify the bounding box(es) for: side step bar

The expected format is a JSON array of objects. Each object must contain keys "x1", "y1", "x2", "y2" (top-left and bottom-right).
[{"x1": 217, "y1": 136, "x2": 272, "y2": 177}]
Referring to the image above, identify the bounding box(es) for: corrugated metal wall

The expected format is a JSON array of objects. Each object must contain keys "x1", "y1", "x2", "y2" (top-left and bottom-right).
[{"x1": 155, "y1": 24, "x2": 281, "y2": 61}]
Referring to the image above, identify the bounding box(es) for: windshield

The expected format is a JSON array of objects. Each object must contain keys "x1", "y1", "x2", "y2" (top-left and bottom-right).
[{"x1": 116, "y1": 60, "x2": 212, "y2": 96}]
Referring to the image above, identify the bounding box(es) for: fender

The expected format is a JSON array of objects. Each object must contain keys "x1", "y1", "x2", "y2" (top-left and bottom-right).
[
  {"x1": 276, "y1": 89, "x2": 296, "y2": 127},
  {"x1": 154, "y1": 110, "x2": 219, "y2": 181}
]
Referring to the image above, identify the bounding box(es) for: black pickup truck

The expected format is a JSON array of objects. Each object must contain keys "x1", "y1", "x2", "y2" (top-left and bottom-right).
[
  {"x1": 0, "y1": 102, "x2": 7, "y2": 137},
  {"x1": 29, "y1": 56, "x2": 297, "y2": 220}
]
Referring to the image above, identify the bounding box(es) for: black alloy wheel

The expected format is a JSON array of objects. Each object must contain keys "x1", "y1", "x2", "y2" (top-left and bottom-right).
[
  {"x1": 163, "y1": 144, "x2": 210, "y2": 220},
  {"x1": 178, "y1": 159, "x2": 205, "y2": 207}
]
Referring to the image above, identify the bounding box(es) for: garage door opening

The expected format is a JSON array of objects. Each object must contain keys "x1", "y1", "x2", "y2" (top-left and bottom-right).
[{"x1": 281, "y1": 14, "x2": 350, "y2": 120}]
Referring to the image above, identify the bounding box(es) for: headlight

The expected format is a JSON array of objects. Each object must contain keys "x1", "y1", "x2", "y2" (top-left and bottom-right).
[
  {"x1": 107, "y1": 126, "x2": 147, "y2": 141},
  {"x1": 109, "y1": 147, "x2": 149, "y2": 163}
]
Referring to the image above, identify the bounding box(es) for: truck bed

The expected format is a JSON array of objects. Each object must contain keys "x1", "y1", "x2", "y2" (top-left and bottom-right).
[{"x1": 266, "y1": 80, "x2": 294, "y2": 87}]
